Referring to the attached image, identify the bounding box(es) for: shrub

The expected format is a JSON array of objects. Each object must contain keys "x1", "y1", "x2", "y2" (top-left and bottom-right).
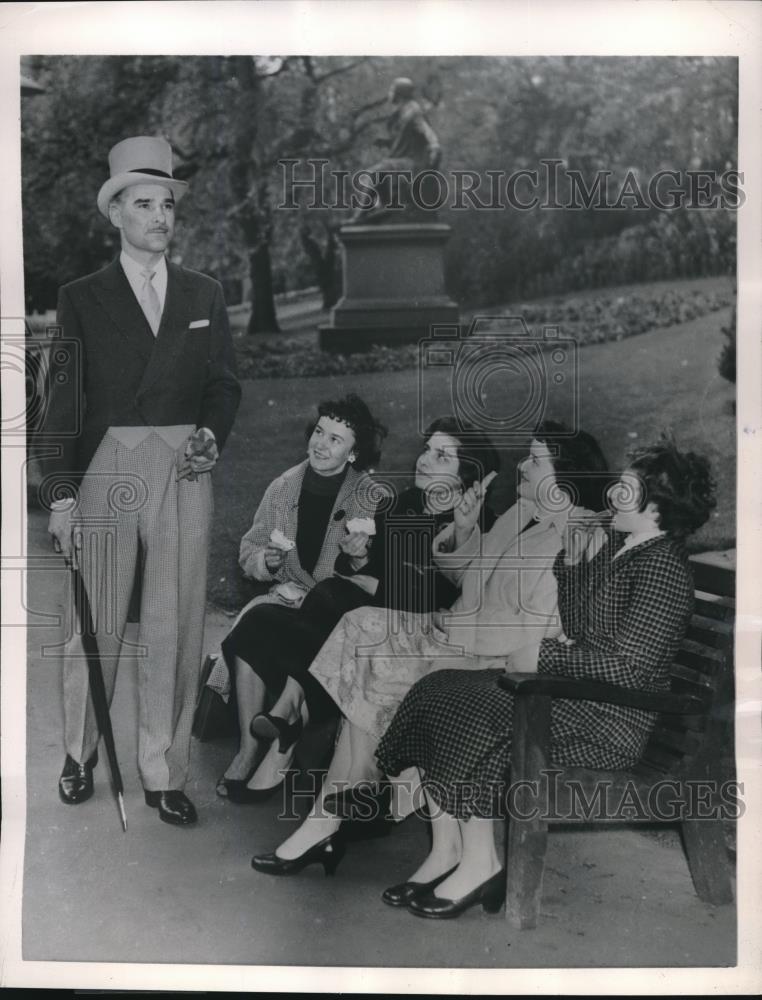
[
  {"x1": 234, "y1": 283, "x2": 735, "y2": 379},
  {"x1": 718, "y1": 306, "x2": 736, "y2": 384}
]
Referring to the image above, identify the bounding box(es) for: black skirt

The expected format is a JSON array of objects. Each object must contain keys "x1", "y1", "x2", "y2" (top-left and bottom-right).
[{"x1": 221, "y1": 576, "x2": 375, "y2": 723}]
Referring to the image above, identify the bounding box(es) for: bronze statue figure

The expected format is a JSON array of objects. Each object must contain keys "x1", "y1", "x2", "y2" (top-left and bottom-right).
[{"x1": 352, "y1": 77, "x2": 442, "y2": 224}]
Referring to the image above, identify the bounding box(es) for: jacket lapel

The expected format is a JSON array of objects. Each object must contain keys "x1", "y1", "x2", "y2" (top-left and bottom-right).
[
  {"x1": 330, "y1": 464, "x2": 363, "y2": 527},
  {"x1": 90, "y1": 258, "x2": 155, "y2": 361},
  {"x1": 280, "y1": 462, "x2": 313, "y2": 588},
  {"x1": 136, "y1": 262, "x2": 193, "y2": 398}
]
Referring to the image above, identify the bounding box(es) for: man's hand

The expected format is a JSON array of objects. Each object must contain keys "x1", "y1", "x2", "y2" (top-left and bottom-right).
[
  {"x1": 339, "y1": 530, "x2": 371, "y2": 571},
  {"x1": 453, "y1": 471, "x2": 498, "y2": 548},
  {"x1": 48, "y1": 504, "x2": 80, "y2": 568},
  {"x1": 177, "y1": 428, "x2": 219, "y2": 482},
  {"x1": 264, "y1": 544, "x2": 287, "y2": 573},
  {"x1": 563, "y1": 507, "x2": 612, "y2": 566}
]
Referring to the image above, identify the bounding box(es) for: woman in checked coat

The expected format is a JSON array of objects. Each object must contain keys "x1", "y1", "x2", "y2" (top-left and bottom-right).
[{"x1": 374, "y1": 435, "x2": 717, "y2": 919}]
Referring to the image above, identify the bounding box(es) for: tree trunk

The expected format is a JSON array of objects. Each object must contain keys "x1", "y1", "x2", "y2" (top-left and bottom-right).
[
  {"x1": 301, "y1": 224, "x2": 340, "y2": 309},
  {"x1": 247, "y1": 239, "x2": 280, "y2": 335}
]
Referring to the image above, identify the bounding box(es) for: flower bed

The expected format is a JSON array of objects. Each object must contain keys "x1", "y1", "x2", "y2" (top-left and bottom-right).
[{"x1": 234, "y1": 284, "x2": 734, "y2": 380}]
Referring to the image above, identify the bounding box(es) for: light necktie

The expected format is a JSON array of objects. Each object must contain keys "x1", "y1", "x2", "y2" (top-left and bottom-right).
[{"x1": 139, "y1": 269, "x2": 162, "y2": 336}]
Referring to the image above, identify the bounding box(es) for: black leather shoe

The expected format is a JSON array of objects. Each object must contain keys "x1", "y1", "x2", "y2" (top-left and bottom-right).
[
  {"x1": 224, "y1": 770, "x2": 294, "y2": 805},
  {"x1": 251, "y1": 831, "x2": 345, "y2": 877},
  {"x1": 216, "y1": 764, "x2": 257, "y2": 800},
  {"x1": 250, "y1": 712, "x2": 304, "y2": 753},
  {"x1": 381, "y1": 865, "x2": 458, "y2": 908},
  {"x1": 59, "y1": 751, "x2": 98, "y2": 805},
  {"x1": 144, "y1": 790, "x2": 198, "y2": 826},
  {"x1": 408, "y1": 869, "x2": 505, "y2": 919}
]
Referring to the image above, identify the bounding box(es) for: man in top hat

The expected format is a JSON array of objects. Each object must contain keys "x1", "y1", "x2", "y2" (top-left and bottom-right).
[{"x1": 44, "y1": 136, "x2": 241, "y2": 826}]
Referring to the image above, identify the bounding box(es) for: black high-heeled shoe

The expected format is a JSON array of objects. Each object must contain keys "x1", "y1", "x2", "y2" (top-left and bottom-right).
[
  {"x1": 251, "y1": 831, "x2": 346, "y2": 877},
  {"x1": 381, "y1": 865, "x2": 458, "y2": 908},
  {"x1": 250, "y1": 712, "x2": 304, "y2": 753},
  {"x1": 407, "y1": 868, "x2": 505, "y2": 919},
  {"x1": 216, "y1": 764, "x2": 258, "y2": 801}
]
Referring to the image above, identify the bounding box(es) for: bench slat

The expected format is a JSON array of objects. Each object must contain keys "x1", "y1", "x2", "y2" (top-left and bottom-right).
[
  {"x1": 646, "y1": 725, "x2": 703, "y2": 758},
  {"x1": 673, "y1": 642, "x2": 725, "y2": 678},
  {"x1": 690, "y1": 559, "x2": 735, "y2": 599},
  {"x1": 655, "y1": 710, "x2": 707, "y2": 734},
  {"x1": 685, "y1": 614, "x2": 734, "y2": 647},
  {"x1": 693, "y1": 590, "x2": 735, "y2": 622},
  {"x1": 669, "y1": 663, "x2": 717, "y2": 690}
]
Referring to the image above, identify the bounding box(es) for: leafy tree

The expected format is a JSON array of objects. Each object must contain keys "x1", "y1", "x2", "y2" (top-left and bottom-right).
[
  {"x1": 21, "y1": 54, "x2": 738, "y2": 320},
  {"x1": 162, "y1": 55, "x2": 387, "y2": 333}
]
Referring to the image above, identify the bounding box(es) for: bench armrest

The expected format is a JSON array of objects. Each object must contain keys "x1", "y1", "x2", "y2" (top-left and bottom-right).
[{"x1": 498, "y1": 672, "x2": 708, "y2": 715}]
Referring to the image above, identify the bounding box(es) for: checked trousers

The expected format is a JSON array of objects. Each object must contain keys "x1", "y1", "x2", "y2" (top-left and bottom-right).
[{"x1": 62, "y1": 427, "x2": 212, "y2": 791}]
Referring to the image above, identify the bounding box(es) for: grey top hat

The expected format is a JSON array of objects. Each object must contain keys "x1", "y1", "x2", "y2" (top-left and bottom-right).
[{"x1": 97, "y1": 136, "x2": 188, "y2": 218}]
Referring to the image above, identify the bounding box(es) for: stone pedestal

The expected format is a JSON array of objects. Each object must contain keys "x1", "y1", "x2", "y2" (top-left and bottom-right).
[{"x1": 318, "y1": 223, "x2": 459, "y2": 352}]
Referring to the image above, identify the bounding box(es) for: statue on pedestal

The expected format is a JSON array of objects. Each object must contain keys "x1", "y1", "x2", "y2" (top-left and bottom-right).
[{"x1": 351, "y1": 77, "x2": 442, "y2": 224}]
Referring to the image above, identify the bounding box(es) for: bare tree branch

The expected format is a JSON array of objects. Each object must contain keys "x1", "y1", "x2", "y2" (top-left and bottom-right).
[{"x1": 312, "y1": 58, "x2": 370, "y2": 84}]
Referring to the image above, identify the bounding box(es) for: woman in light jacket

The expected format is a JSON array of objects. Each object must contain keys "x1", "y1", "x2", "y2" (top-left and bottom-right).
[{"x1": 215, "y1": 394, "x2": 386, "y2": 801}]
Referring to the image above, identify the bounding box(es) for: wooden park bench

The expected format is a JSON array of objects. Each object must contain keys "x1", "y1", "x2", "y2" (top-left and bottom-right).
[{"x1": 498, "y1": 552, "x2": 736, "y2": 929}]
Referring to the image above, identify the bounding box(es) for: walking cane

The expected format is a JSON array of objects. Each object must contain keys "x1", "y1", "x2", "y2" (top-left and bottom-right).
[{"x1": 71, "y1": 565, "x2": 128, "y2": 832}]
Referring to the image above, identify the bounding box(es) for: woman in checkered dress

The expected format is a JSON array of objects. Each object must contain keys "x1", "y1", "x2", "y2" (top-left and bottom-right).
[{"x1": 374, "y1": 435, "x2": 716, "y2": 918}]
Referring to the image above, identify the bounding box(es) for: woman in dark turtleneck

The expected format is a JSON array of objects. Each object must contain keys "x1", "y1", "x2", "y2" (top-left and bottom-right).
[{"x1": 216, "y1": 394, "x2": 386, "y2": 802}]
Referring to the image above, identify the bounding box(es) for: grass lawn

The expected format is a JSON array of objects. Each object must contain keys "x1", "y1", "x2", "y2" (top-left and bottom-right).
[{"x1": 209, "y1": 282, "x2": 735, "y2": 610}]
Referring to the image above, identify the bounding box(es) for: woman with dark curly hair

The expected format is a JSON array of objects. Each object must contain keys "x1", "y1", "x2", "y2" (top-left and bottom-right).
[
  {"x1": 350, "y1": 415, "x2": 500, "y2": 614},
  {"x1": 373, "y1": 434, "x2": 716, "y2": 919},
  {"x1": 213, "y1": 394, "x2": 386, "y2": 801}
]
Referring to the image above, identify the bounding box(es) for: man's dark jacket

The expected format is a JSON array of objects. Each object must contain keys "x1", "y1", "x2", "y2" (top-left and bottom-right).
[{"x1": 42, "y1": 257, "x2": 241, "y2": 486}]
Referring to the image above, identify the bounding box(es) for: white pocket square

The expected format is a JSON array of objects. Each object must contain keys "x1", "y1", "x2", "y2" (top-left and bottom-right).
[{"x1": 189, "y1": 319, "x2": 210, "y2": 329}]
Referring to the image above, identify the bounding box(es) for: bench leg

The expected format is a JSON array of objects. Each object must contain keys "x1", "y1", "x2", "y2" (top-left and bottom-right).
[
  {"x1": 506, "y1": 815, "x2": 549, "y2": 929},
  {"x1": 681, "y1": 818, "x2": 734, "y2": 906},
  {"x1": 505, "y1": 692, "x2": 551, "y2": 929}
]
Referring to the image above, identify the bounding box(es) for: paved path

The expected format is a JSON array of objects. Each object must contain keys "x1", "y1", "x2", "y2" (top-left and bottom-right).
[{"x1": 17, "y1": 507, "x2": 736, "y2": 971}]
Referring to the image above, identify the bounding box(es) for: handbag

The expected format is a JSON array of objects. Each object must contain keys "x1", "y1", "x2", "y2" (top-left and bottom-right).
[{"x1": 192, "y1": 654, "x2": 239, "y2": 742}]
